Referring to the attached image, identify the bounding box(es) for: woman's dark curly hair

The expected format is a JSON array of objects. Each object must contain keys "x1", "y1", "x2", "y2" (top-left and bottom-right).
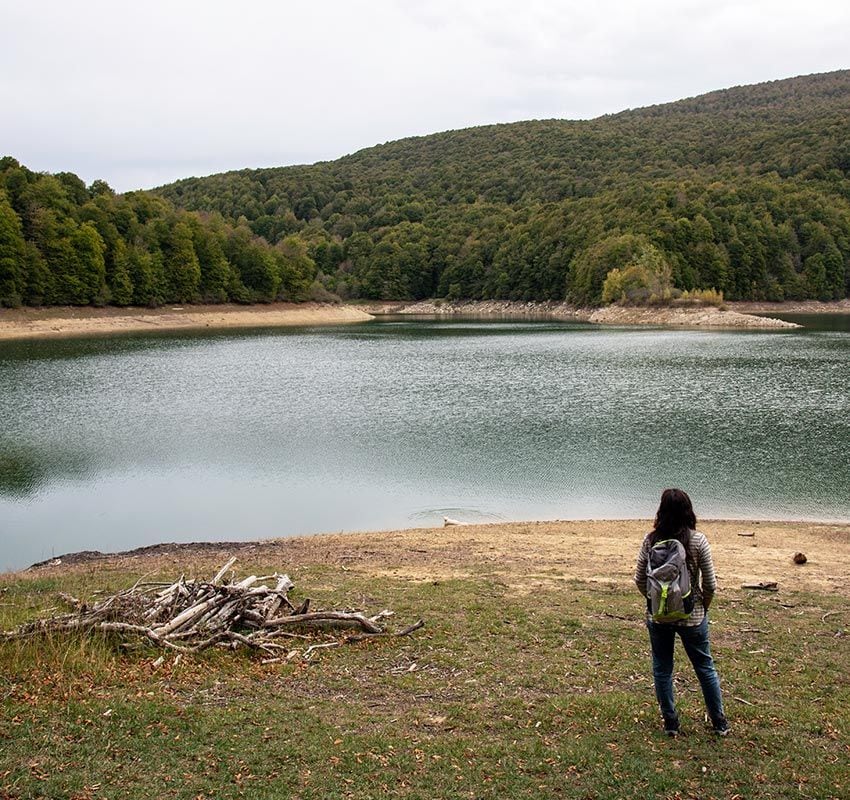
[{"x1": 650, "y1": 488, "x2": 697, "y2": 568}]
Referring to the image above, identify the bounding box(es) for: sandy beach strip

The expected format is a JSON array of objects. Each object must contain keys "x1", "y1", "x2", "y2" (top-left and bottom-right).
[
  {"x1": 0, "y1": 302, "x2": 374, "y2": 341},
  {"x1": 730, "y1": 299, "x2": 850, "y2": 314},
  {"x1": 23, "y1": 519, "x2": 850, "y2": 601},
  {"x1": 584, "y1": 304, "x2": 800, "y2": 328},
  {"x1": 364, "y1": 299, "x2": 805, "y2": 328},
  {"x1": 5, "y1": 299, "x2": 847, "y2": 341}
]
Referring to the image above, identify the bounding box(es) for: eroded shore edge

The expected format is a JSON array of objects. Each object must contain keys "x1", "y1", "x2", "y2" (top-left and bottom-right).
[
  {"x1": 361, "y1": 299, "x2": 816, "y2": 328},
  {"x1": 0, "y1": 302, "x2": 374, "y2": 341},
  {"x1": 20, "y1": 519, "x2": 850, "y2": 602},
  {"x1": 4, "y1": 298, "x2": 849, "y2": 340}
]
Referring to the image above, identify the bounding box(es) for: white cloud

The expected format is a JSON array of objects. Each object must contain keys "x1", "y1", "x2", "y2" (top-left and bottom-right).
[{"x1": 1, "y1": 0, "x2": 847, "y2": 190}]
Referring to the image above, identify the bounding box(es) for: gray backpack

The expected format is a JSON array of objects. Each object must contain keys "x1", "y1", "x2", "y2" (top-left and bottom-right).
[{"x1": 646, "y1": 538, "x2": 694, "y2": 623}]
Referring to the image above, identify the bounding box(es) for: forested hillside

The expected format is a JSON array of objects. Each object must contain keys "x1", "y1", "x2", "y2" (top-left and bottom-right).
[
  {"x1": 156, "y1": 70, "x2": 850, "y2": 304},
  {"x1": 3, "y1": 71, "x2": 850, "y2": 308},
  {"x1": 0, "y1": 159, "x2": 316, "y2": 308}
]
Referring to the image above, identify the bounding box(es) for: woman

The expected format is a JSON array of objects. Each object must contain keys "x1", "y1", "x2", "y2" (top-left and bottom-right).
[{"x1": 634, "y1": 488, "x2": 729, "y2": 737}]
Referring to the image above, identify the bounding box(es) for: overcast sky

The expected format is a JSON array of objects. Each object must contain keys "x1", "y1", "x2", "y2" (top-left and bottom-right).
[{"x1": 2, "y1": 0, "x2": 848, "y2": 192}]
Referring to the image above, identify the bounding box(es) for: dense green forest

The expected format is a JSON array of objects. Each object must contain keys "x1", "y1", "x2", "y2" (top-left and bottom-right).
[
  {"x1": 156, "y1": 70, "x2": 850, "y2": 305},
  {"x1": 0, "y1": 159, "x2": 316, "y2": 308},
  {"x1": 3, "y1": 70, "x2": 850, "y2": 308}
]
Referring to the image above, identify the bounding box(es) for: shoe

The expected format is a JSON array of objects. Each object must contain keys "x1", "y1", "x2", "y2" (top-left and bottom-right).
[
  {"x1": 712, "y1": 716, "x2": 730, "y2": 736},
  {"x1": 663, "y1": 717, "x2": 680, "y2": 737}
]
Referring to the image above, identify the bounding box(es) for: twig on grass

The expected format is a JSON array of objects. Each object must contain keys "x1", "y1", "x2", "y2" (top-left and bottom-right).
[
  {"x1": 304, "y1": 641, "x2": 341, "y2": 659},
  {"x1": 734, "y1": 696, "x2": 756, "y2": 706}
]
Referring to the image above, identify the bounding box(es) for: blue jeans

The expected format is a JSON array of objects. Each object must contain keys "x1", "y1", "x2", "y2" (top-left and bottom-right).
[{"x1": 646, "y1": 615, "x2": 725, "y2": 723}]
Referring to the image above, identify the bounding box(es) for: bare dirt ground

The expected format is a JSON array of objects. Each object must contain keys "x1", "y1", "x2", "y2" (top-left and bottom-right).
[
  {"x1": 585, "y1": 305, "x2": 798, "y2": 328},
  {"x1": 731, "y1": 299, "x2": 850, "y2": 314},
  {"x1": 24, "y1": 519, "x2": 850, "y2": 599},
  {"x1": 363, "y1": 300, "x2": 800, "y2": 328},
  {"x1": 0, "y1": 302, "x2": 373, "y2": 340},
  {"x1": 4, "y1": 299, "x2": 846, "y2": 341}
]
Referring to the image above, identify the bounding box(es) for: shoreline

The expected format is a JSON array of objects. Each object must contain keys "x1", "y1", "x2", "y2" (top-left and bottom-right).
[
  {"x1": 361, "y1": 299, "x2": 809, "y2": 328},
  {"x1": 0, "y1": 302, "x2": 374, "y2": 341},
  {"x1": 21, "y1": 519, "x2": 850, "y2": 599},
  {"x1": 23, "y1": 517, "x2": 850, "y2": 574},
  {"x1": 584, "y1": 304, "x2": 799, "y2": 328},
  {"x1": 730, "y1": 298, "x2": 850, "y2": 314},
  {"x1": 2, "y1": 298, "x2": 848, "y2": 340}
]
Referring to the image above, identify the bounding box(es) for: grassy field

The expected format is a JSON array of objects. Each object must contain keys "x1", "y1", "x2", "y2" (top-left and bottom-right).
[{"x1": 2, "y1": 520, "x2": 848, "y2": 799}]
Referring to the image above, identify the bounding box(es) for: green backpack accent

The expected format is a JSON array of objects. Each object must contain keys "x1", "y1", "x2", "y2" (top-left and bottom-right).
[{"x1": 646, "y1": 538, "x2": 694, "y2": 623}]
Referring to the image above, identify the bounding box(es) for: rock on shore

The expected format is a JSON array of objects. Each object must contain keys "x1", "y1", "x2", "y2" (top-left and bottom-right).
[
  {"x1": 365, "y1": 300, "x2": 800, "y2": 329},
  {"x1": 586, "y1": 304, "x2": 800, "y2": 328}
]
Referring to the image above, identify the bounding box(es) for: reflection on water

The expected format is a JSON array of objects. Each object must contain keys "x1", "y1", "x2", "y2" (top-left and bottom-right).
[
  {"x1": 0, "y1": 447, "x2": 47, "y2": 498},
  {"x1": 0, "y1": 444, "x2": 92, "y2": 499},
  {"x1": 1, "y1": 317, "x2": 848, "y2": 570},
  {"x1": 755, "y1": 312, "x2": 850, "y2": 332}
]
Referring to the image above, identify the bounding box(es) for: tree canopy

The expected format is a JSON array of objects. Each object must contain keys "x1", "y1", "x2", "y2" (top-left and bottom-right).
[
  {"x1": 153, "y1": 70, "x2": 850, "y2": 305},
  {"x1": 0, "y1": 157, "x2": 316, "y2": 308},
  {"x1": 3, "y1": 71, "x2": 850, "y2": 308}
]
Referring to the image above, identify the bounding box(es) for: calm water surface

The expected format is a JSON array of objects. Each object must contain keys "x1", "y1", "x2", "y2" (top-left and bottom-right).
[{"x1": 1, "y1": 316, "x2": 848, "y2": 570}]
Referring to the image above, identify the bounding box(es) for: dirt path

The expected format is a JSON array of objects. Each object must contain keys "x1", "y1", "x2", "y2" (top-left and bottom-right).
[{"x1": 24, "y1": 519, "x2": 850, "y2": 599}]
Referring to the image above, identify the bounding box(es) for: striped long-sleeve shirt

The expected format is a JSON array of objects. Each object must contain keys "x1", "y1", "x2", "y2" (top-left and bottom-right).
[{"x1": 634, "y1": 530, "x2": 717, "y2": 626}]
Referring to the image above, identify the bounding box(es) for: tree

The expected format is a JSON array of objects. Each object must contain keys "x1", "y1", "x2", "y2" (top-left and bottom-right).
[
  {"x1": 225, "y1": 226, "x2": 280, "y2": 301},
  {"x1": 23, "y1": 242, "x2": 51, "y2": 305},
  {"x1": 275, "y1": 236, "x2": 315, "y2": 301},
  {"x1": 89, "y1": 179, "x2": 115, "y2": 198},
  {"x1": 0, "y1": 193, "x2": 27, "y2": 306},
  {"x1": 822, "y1": 241, "x2": 845, "y2": 300},
  {"x1": 190, "y1": 221, "x2": 235, "y2": 303},
  {"x1": 600, "y1": 240, "x2": 674, "y2": 305},
  {"x1": 127, "y1": 246, "x2": 161, "y2": 306},
  {"x1": 569, "y1": 234, "x2": 671, "y2": 306},
  {"x1": 70, "y1": 222, "x2": 108, "y2": 304},
  {"x1": 163, "y1": 221, "x2": 201, "y2": 302},
  {"x1": 108, "y1": 240, "x2": 134, "y2": 306},
  {"x1": 802, "y1": 254, "x2": 828, "y2": 300}
]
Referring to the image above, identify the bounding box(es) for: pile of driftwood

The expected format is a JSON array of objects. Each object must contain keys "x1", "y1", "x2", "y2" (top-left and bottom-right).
[{"x1": 1, "y1": 557, "x2": 423, "y2": 660}]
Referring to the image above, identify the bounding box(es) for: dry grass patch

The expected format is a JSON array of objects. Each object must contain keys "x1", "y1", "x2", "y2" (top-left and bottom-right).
[{"x1": 3, "y1": 520, "x2": 848, "y2": 799}]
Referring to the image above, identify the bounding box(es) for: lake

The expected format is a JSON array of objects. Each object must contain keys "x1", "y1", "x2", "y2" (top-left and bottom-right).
[{"x1": 1, "y1": 315, "x2": 849, "y2": 570}]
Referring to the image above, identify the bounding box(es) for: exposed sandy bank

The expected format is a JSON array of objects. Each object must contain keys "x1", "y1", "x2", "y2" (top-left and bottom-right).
[
  {"x1": 364, "y1": 299, "x2": 799, "y2": 328},
  {"x1": 731, "y1": 299, "x2": 850, "y2": 314},
  {"x1": 24, "y1": 519, "x2": 850, "y2": 599},
  {"x1": 361, "y1": 300, "x2": 576, "y2": 318},
  {"x1": 586, "y1": 305, "x2": 799, "y2": 328},
  {"x1": 3, "y1": 299, "x2": 829, "y2": 340},
  {"x1": 0, "y1": 303, "x2": 374, "y2": 341}
]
